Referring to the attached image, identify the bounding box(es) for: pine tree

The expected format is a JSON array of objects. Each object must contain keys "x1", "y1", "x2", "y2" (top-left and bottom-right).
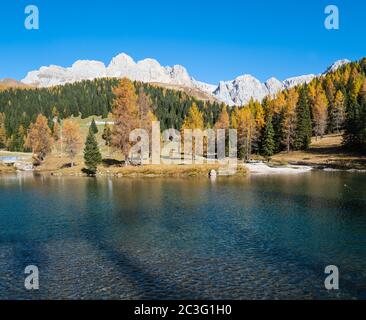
[
  {"x1": 84, "y1": 129, "x2": 102, "y2": 174},
  {"x1": 294, "y1": 86, "x2": 312, "y2": 150},
  {"x1": 90, "y1": 118, "x2": 99, "y2": 134},
  {"x1": 261, "y1": 115, "x2": 275, "y2": 158},
  {"x1": 7, "y1": 125, "x2": 26, "y2": 152}
]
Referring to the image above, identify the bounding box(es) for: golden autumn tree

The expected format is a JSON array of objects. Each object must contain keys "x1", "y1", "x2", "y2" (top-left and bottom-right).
[
  {"x1": 214, "y1": 105, "x2": 230, "y2": 157},
  {"x1": 312, "y1": 85, "x2": 329, "y2": 139},
  {"x1": 241, "y1": 107, "x2": 256, "y2": 161},
  {"x1": 182, "y1": 103, "x2": 204, "y2": 130},
  {"x1": 231, "y1": 106, "x2": 256, "y2": 160},
  {"x1": 25, "y1": 114, "x2": 54, "y2": 162},
  {"x1": 53, "y1": 121, "x2": 60, "y2": 142},
  {"x1": 214, "y1": 105, "x2": 230, "y2": 130},
  {"x1": 282, "y1": 88, "x2": 299, "y2": 152},
  {"x1": 271, "y1": 91, "x2": 287, "y2": 115},
  {"x1": 0, "y1": 112, "x2": 6, "y2": 149},
  {"x1": 181, "y1": 103, "x2": 205, "y2": 159},
  {"x1": 248, "y1": 99, "x2": 265, "y2": 154},
  {"x1": 231, "y1": 107, "x2": 245, "y2": 159},
  {"x1": 333, "y1": 90, "x2": 345, "y2": 133},
  {"x1": 111, "y1": 78, "x2": 140, "y2": 165},
  {"x1": 62, "y1": 119, "x2": 82, "y2": 167},
  {"x1": 137, "y1": 87, "x2": 158, "y2": 156}
]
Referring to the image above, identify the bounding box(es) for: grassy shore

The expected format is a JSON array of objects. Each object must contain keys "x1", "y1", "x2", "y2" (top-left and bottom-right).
[
  {"x1": 0, "y1": 164, "x2": 16, "y2": 173},
  {"x1": 270, "y1": 133, "x2": 366, "y2": 170},
  {"x1": 38, "y1": 152, "x2": 247, "y2": 177}
]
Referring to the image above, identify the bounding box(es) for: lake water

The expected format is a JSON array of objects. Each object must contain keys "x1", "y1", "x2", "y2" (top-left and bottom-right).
[{"x1": 0, "y1": 171, "x2": 365, "y2": 300}]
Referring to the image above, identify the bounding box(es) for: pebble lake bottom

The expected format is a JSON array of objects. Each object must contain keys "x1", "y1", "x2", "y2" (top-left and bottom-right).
[{"x1": 0, "y1": 171, "x2": 365, "y2": 299}]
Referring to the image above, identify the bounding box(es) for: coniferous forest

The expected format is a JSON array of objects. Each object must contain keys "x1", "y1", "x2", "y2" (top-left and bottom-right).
[{"x1": 0, "y1": 58, "x2": 365, "y2": 157}]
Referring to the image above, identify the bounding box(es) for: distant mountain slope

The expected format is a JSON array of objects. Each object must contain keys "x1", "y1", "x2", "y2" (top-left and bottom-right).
[{"x1": 0, "y1": 78, "x2": 32, "y2": 90}]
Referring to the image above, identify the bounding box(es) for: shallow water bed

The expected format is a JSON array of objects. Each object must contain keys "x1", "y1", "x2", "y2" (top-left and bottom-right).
[{"x1": 0, "y1": 171, "x2": 365, "y2": 299}]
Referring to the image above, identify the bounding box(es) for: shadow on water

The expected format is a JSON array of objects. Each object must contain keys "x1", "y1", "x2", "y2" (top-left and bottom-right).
[{"x1": 81, "y1": 178, "x2": 206, "y2": 300}]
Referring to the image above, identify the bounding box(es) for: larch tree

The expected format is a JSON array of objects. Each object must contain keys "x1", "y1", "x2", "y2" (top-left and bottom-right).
[
  {"x1": 25, "y1": 114, "x2": 54, "y2": 162},
  {"x1": 111, "y1": 78, "x2": 140, "y2": 165},
  {"x1": 241, "y1": 107, "x2": 256, "y2": 161},
  {"x1": 62, "y1": 119, "x2": 82, "y2": 167},
  {"x1": 214, "y1": 105, "x2": 230, "y2": 158},
  {"x1": 231, "y1": 107, "x2": 256, "y2": 161},
  {"x1": 271, "y1": 91, "x2": 286, "y2": 115},
  {"x1": 231, "y1": 107, "x2": 245, "y2": 160},
  {"x1": 333, "y1": 90, "x2": 345, "y2": 133},
  {"x1": 312, "y1": 86, "x2": 329, "y2": 140},
  {"x1": 53, "y1": 121, "x2": 60, "y2": 142},
  {"x1": 282, "y1": 88, "x2": 299, "y2": 152},
  {"x1": 181, "y1": 103, "x2": 205, "y2": 159},
  {"x1": 0, "y1": 112, "x2": 6, "y2": 149},
  {"x1": 137, "y1": 87, "x2": 158, "y2": 157}
]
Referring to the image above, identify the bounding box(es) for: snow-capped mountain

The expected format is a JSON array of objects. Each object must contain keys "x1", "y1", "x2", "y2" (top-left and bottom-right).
[
  {"x1": 323, "y1": 59, "x2": 351, "y2": 74},
  {"x1": 214, "y1": 59, "x2": 349, "y2": 106},
  {"x1": 21, "y1": 54, "x2": 351, "y2": 106},
  {"x1": 22, "y1": 53, "x2": 194, "y2": 88},
  {"x1": 213, "y1": 74, "x2": 317, "y2": 106},
  {"x1": 191, "y1": 78, "x2": 217, "y2": 95}
]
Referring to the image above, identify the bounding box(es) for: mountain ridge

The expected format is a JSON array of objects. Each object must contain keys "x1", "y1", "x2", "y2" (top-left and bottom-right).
[{"x1": 21, "y1": 53, "x2": 351, "y2": 106}]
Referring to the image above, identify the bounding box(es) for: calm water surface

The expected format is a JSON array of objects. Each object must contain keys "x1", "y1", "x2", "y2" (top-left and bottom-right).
[{"x1": 0, "y1": 171, "x2": 365, "y2": 299}]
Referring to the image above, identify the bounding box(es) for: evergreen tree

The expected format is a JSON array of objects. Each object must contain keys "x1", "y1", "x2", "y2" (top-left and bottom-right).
[
  {"x1": 84, "y1": 129, "x2": 102, "y2": 174},
  {"x1": 261, "y1": 115, "x2": 275, "y2": 158},
  {"x1": 294, "y1": 86, "x2": 312, "y2": 150},
  {"x1": 8, "y1": 125, "x2": 26, "y2": 152},
  {"x1": 90, "y1": 118, "x2": 99, "y2": 134}
]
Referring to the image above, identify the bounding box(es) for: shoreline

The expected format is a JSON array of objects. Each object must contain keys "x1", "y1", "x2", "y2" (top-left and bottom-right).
[{"x1": 2, "y1": 162, "x2": 366, "y2": 178}]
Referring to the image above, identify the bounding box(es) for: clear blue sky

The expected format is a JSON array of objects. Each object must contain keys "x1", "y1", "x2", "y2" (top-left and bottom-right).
[{"x1": 0, "y1": 0, "x2": 365, "y2": 83}]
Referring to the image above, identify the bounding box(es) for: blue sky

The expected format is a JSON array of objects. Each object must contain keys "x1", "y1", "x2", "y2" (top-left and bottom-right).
[{"x1": 0, "y1": 0, "x2": 365, "y2": 83}]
